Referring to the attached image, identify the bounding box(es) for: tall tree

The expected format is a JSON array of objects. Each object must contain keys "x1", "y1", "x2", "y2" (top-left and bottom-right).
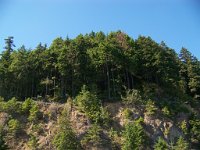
[{"x1": 179, "y1": 48, "x2": 200, "y2": 99}]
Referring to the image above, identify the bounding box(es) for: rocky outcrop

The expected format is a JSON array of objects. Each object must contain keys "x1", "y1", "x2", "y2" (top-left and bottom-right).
[
  {"x1": 0, "y1": 112, "x2": 9, "y2": 127},
  {"x1": 144, "y1": 114, "x2": 183, "y2": 143}
]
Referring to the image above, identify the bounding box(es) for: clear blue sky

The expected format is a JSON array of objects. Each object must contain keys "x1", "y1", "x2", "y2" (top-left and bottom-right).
[{"x1": 0, "y1": 0, "x2": 200, "y2": 59}]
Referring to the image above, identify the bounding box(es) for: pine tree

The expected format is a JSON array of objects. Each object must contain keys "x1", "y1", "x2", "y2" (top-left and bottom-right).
[
  {"x1": 0, "y1": 133, "x2": 8, "y2": 150},
  {"x1": 174, "y1": 136, "x2": 189, "y2": 150},
  {"x1": 122, "y1": 120, "x2": 146, "y2": 150},
  {"x1": 154, "y1": 137, "x2": 168, "y2": 150}
]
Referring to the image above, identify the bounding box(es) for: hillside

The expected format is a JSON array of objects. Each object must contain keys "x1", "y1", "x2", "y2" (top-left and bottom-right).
[
  {"x1": 0, "y1": 93, "x2": 199, "y2": 149},
  {"x1": 0, "y1": 31, "x2": 200, "y2": 149}
]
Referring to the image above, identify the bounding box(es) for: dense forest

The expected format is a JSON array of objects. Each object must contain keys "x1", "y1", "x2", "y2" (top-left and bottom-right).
[
  {"x1": 0, "y1": 31, "x2": 199, "y2": 101},
  {"x1": 0, "y1": 31, "x2": 200, "y2": 149}
]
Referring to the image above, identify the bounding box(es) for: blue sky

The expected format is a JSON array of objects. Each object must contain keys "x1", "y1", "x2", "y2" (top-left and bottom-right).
[{"x1": 0, "y1": 0, "x2": 200, "y2": 59}]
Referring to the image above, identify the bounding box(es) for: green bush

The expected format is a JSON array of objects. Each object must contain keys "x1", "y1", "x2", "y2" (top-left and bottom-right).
[
  {"x1": 76, "y1": 85, "x2": 101, "y2": 122},
  {"x1": 28, "y1": 134, "x2": 38, "y2": 150},
  {"x1": 53, "y1": 129, "x2": 79, "y2": 150},
  {"x1": 174, "y1": 136, "x2": 189, "y2": 150},
  {"x1": 154, "y1": 137, "x2": 168, "y2": 150},
  {"x1": 0, "y1": 97, "x2": 5, "y2": 112},
  {"x1": 28, "y1": 103, "x2": 40, "y2": 122},
  {"x1": 122, "y1": 108, "x2": 132, "y2": 119},
  {"x1": 108, "y1": 127, "x2": 120, "y2": 149},
  {"x1": 180, "y1": 120, "x2": 188, "y2": 135},
  {"x1": 145, "y1": 99, "x2": 158, "y2": 116},
  {"x1": 0, "y1": 97, "x2": 4, "y2": 102},
  {"x1": 32, "y1": 124, "x2": 43, "y2": 134},
  {"x1": 8, "y1": 119, "x2": 21, "y2": 136},
  {"x1": 122, "y1": 89, "x2": 142, "y2": 105},
  {"x1": 3, "y1": 97, "x2": 21, "y2": 115},
  {"x1": 22, "y1": 98, "x2": 35, "y2": 114},
  {"x1": 0, "y1": 132, "x2": 8, "y2": 150},
  {"x1": 189, "y1": 118, "x2": 200, "y2": 143},
  {"x1": 162, "y1": 106, "x2": 171, "y2": 117},
  {"x1": 53, "y1": 108, "x2": 80, "y2": 150},
  {"x1": 81, "y1": 124, "x2": 102, "y2": 147},
  {"x1": 122, "y1": 120, "x2": 146, "y2": 150},
  {"x1": 98, "y1": 107, "x2": 111, "y2": 127}
]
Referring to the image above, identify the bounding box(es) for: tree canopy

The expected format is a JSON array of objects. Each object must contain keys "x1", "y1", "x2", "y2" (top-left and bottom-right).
[{"x1": 0, "y1": 31, "x2": 199, "y2": 103}]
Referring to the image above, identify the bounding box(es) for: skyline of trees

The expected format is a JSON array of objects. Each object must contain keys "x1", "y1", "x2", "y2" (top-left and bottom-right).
[{"x1": 0, "y1": 31, "x2": 199, "y2": 102}]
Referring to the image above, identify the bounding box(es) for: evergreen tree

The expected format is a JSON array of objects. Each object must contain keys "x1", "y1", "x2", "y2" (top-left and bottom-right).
[
  {"x1": 174, "y1": 136, "x2": 189, "y2": 150},
  {"x1": 154, "y1": 137, "x2": 168, "y2": 150},
  {"x1": 53, "y1": 104, "x2": 80, "y2": 150},
  {"x1": 0, "y1": 133, "x2": 8, "y2": 150},
  {"x1": 122, "y1": 120, "x2": 146, "y2": 150}
]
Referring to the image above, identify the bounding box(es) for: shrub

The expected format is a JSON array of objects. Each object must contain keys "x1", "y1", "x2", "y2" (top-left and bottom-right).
[
  {"x1": 22, "y1": 98, "x2": 35, "y2": 114},
  {"x1": 98, "y1": 107, "x2": 111, "y2": 127},
  {"x1": 3, "y1": 97, "x2": 21, "y2": 115},
  {"x1": 28, "y1": 103, "x2": 40, "y2": 122},
  {"x1": 53, "y1": 108, "x2": 80, "y2": 150},
  {"x1": 145, "y1": 99, "x2": 158, "y2": 116},
  {"x1": 28, "y1": 134, "x2": 38, "y2": 150},
  {"x1": 0, "y1": 97, "x2": 5, "y2": 112},
  {"x1": 8, "y1": 119, "x2": 21, "y2": 136},
  {"x1": 81, "y1": 124, "x2": 102, "y2": 147},
  {"x1": 162, "y1": 106, "x2": 170, "y2": 117},
  {"x1": 108, "y1": 127, "x2": 120, "y2": 149},
  {"x1": 122, "y1": 120, "x2": 146, "y2": 150},
  {"x1": 180, "y1": 120, "x2": 188, "y2": 135},
  {"x1": 122, "y1": 89, "x2": 142, "y2": 105},
  {"x1": 0, "y1": 132, "x2": 8, "y2": 150},
  {"x1": 32, "y1": 124, "x2": 43, "y2": 134},
  {"x1": 0, "y1": 97, "x2": 4, "y2": 102},
  {"x1": 122, "y1": 108, "x2": 132, "y2": 120},
  {"x1": 154, "y1": 137, "x2": 168, "y2": 150},
  {"x1": 174, "y1": 136, "x2": 189, "y2": 150},
  {"x1": 189, "y1": 118, "x2": 200, "y2": 143},
  {"x1": 76, "y1": 85, "x2": 101, "y2": 122},
  {"x1": 53, "y1": 129, "x2": 79, "y2": 150}
]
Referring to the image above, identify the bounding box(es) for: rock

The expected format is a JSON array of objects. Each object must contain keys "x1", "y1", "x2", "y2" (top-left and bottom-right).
[
  {"x1": 0, "y1": 112, "x2": 9, "y2": 126},
  {"x1": 144, "y1": 114, "x2": 183, "y2": 143}
]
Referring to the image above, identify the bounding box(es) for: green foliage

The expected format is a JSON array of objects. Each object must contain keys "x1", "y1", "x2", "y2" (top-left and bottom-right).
[
  {"x1": 0, "y1": 32, "x2": 199, "y2": 103},
  {"x1": 98, "y1": 106, "x2": 111, "y2": 127},
  {"x1": 174, "y1": 136, "x2": 189, "y2": 150},
  {"x1": 3, "y1": 97, "x2": 21, "y2": 115},
  {"x1": 76, "y1": 85, "x2": 101, "y2": 122},
  {"x1": 28, "y1": 134, "x2": 38, "y2": 150},
  {"x1": 189, "y1": 118, "x2": 200, "y2": 143},
  {"x1": 81, "y1": 124, "x2": 102, "y2": 147},
  {"x1": 122, "y1": 89, "x2": 143, "y2": 105},
  {"x1": 121, "y1": 120, "x2": 146, "y2": 150},
  {"x1": 162, "y1": 106, "x2": 171, "y2": 117},
  {"x1": 21, "y1": 98, "x2": 35, "y2": 114},
  {"x1": 122, "y1": 108, "x2": 132, "y2": 119},
  {"x1": 108, "y1": 128, "x2": 120, "y2": 149},
  {"x1": 180, "y1": 120, "x2": 188, "y2": 135},
  {"x1": 154, "y1": 137, "x2": 168, "y2": 150},
  {"x1": 0, "y1": 32, "x2": 199, "y2": 149},
  {"x1": 53, "y1": 130, "x2": 79, "y2": 150},
  {"x1": 180, "y1": 48, "x2": 200, "y2": 99},
  {"x1": 8, "y1": 119, "x2": 21, "y2": 136},
  {"x1": 53, "y1": 104, "x2": 80, "y2": 150},
  {"x1": 28, "y1": 103, "x2": 40, "y2": 122},
  {"x1": 0, "y1": 97, "x2": 5, "y2": 112},
  {"x1": 0, "y1": 133, "x2": 8, "y2": 150},
  {"x1": 145, "y1": 99, "x2": 158, "y2": 116},
  {"x1": 31, "y1": 123, "x2": 43, "y2": 134}
]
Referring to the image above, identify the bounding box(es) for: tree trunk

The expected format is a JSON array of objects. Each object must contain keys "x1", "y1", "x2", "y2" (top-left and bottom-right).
[
  {"x1": 126, "y1": 69, "x2": 130, "y2": 89},
  {"x1": 111, "y1": 67, "x2": 116, "y2": 97},
  {"x1": 105, "y1": 58, "x2": 111, "y2": 100},
  {"x1": 131, "y1": 74, "x2": 134, "y2": 89}
]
